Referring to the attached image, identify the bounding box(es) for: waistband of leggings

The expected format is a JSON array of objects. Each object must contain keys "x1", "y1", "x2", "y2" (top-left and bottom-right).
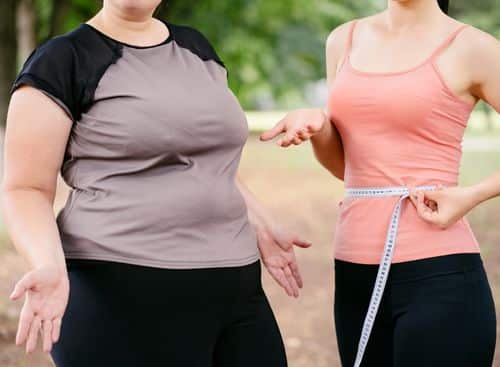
[{"x1": 335, "y1": 252, "x2": 483, "y2": 282}]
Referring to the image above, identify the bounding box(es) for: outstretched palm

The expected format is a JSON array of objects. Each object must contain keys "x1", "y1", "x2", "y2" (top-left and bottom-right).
[
  {"x1": 256, "y1": 223, "x2": 311, "y2": 297},
  {"x1": 10, "y1": 265, "x2": 69, "y2": 353}
]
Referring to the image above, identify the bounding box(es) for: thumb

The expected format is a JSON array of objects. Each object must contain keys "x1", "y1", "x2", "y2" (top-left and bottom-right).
[
  {"x1": 10, "y1": 271, "x2": 38, "y2": 301},
  {"x1": 260, "y1": 119, "x2": 286, "y2": 141},
  {"x1": 293, "y1": 237, "x2": 312, "y2": 248},
  {"x1": 422, "y1": 189, "x2": 442, "y2": 201}
]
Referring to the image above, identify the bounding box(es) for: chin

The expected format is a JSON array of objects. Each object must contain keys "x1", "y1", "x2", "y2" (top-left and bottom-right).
[{"x1": 111, "y1": 0, "x2": 161, "y2": 13}]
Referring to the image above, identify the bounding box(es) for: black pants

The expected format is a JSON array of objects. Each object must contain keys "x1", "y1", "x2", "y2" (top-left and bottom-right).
[
  {"x1": 334, "y1": 253, "x2": 496, "y2": 366},
  {"x1": 50, "y1": 259, "x2": 287, "y2": 367}
]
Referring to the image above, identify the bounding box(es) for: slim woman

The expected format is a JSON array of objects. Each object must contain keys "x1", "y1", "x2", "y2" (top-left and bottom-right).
[
  {"x1": 262, "y1": 0, "x2": 499, "y2": 365},
  {"x1": 2, "y1": 1, "x2": 311, "y2": 366}
]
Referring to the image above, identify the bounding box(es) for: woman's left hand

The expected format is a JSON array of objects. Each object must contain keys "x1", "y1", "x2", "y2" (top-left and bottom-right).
[
  {"x1": 409, "y1": 184, "x2": 479, "y2": 229},
  {"x1": 255, "y1": 223, "x2": 311, "y2": 298}
]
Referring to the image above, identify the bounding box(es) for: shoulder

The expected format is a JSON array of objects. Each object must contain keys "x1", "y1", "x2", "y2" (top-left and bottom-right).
[
  {"x1": 326, "y1": 14, "x2": 377, "y2": 56},
  {"x1": 326, "y1": 20, "x2": 354, "y2": 55},
  {"x1": 12, "y1": 24, "x2": 122, "y2": 121},
  {"x1": 455, "y1": 23, "x2": 499, "y2": 59},
  {"x1": 31, "y1": 23, "x2": 121, "y2": 59},
  {"x1": 168, "y1": 22, "x2": 225, "y2": 68},
  {"x1": 452, "y1": 23, "x2": 499, "y2": 81},
  {"x1": 22, "y1": 33, "x2": 77, "y2": 71}
]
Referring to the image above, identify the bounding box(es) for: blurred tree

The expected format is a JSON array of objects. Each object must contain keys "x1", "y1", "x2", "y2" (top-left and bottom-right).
[
  {"x1": 0, "y1": 0, "x2": 18, "y2": 126},
  {"x1": 161, "y1": 1, "x2": 377, "y2": 108},
  {"x1": 17, "y1": 0, "x2": 37, "y2": 61}
]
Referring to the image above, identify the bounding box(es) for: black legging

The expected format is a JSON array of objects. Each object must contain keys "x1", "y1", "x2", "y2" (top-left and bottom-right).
[
  {"x1": 334, "y1": 253, "x2": 496, "y2": 366},
  {"x1": 50, "y1": 259, "x2": 287, "y2": 367}
]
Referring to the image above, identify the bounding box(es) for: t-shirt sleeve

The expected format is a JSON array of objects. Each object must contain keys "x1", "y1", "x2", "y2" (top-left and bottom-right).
[
  {"x1": 11, "y1": 36, "x2": 79, "y2": 121},
  {"x1": 171, "y1": 24, "x2": 227, "y2": 74}
]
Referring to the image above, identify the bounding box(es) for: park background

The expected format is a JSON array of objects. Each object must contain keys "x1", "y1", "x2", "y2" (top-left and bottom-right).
[{"x1": 0, "y1": 0, "x2": 499, "y2": 366}]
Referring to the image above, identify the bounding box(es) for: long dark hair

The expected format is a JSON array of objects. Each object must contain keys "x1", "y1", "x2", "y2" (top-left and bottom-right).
[{"x1": 438, "y1": 0, "x2": 450, "y2": 14}]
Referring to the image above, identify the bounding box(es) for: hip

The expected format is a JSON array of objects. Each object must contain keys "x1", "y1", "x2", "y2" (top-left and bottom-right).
[
  {"x1": 65, "y1": 257, "x2": 265, "y2": 305},
  {"x1": 334, "y1": 252, "x2": 494, "y2": 309}
]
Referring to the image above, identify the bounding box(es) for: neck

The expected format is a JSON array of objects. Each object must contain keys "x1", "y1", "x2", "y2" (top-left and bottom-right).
[
  {"x1": 95, "y1": 3, "x2": 157, "y2": 33},
  {"x1": 385, "y1": 0, "x2": 444, "y2": 30}
]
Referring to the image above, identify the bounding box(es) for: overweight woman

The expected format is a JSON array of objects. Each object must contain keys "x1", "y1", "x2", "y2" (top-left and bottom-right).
[
  {"x1": 1, "y1": 1, "x2": 311, "y2": 366},
  {"x1": 262, "y1": 0, "x2": 500, "y2": 366}
]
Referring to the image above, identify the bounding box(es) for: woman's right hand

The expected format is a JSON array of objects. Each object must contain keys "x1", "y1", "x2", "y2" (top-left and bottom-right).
[
  {"x1": 9, "y1": 264, "x2": 69, "y2": 353},
  {"x1": 259, "y1": 108, "x2": 328, "y2": 147}
]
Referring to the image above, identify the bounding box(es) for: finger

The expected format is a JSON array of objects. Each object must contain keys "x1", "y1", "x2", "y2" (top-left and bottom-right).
[
  {"x1": 278, "y1": 131, "x2": 297, "y2": 147},
  {"x1": 289, "y1": 261, "x2": 304, "y2": 288},
  {"x1": 297, "y1": 128, "x2": 310, "y2": 140},
  {"x1": 293, "y1": 237, "x2": 312, "y2": 248},
  {"x1": 422, "y1": 189, "x2": 442, "y2": 201},
  {"x1": 26, "y1": 314, "x2": 41, "y2": 353},
  {"x1": 51, "y1": 317, "x2": 62, "y2": 343},
  {"x1": 260, "y1": 120, "x2": 286, "y2": 141},
  {"x1": 270, "y1": 268, "x2": 293, "y2": 297},
  {"x1": 292, "y1": 136, "x2": 302, "y2": 145},
  {"x1": 416, "y1": 192, "x2": 432, "y2": 213},
  {"x1": 16, "y1": 303, "x2": 34, "y2": 346},
  {"x1": 408, "y1": 193, "x2": 418, "y2": 209},
  {"x1": 10, "y1": 272, "x2": 36, "y2": 301},
  {"x1": 416, "y1": 192, "x2": 439, "y2": 223},
  {"x1": 42, "y1": 320, "x2": 53, "y2": 353},
  {"x1": 284, "y1": 266, "x2": 300, "y2": 297}
]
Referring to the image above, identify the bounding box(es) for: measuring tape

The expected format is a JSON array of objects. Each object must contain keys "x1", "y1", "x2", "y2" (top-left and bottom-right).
[{"x1": 344, "y1": 185, "x2": 436, "y2": 367}]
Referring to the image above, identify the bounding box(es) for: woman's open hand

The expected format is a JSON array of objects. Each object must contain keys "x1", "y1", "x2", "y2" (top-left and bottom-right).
[
  {"x1": 260, "y1": 108, "x2": 328, "y2": 147},
  {"x1": 409, "y1": 184, "x2": 479, "y2": 229},
  {"x1": 256, "y1": 222, "x2": 311, "y2": 298},
  {"x1": 10, "y1": 264, "x2": 69, "y2": 353}
]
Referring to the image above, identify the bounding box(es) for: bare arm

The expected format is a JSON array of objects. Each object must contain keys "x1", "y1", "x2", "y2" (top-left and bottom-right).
[
  {"x1": 1, "y1": 85, "x2": 72, "y2": 353},
  {"x1": 411, "y1": 29, "x2": 500, "y2": 227},
  {"x1": 235, "y1": 173, "x2": 311, "y2": 297},
  {"x1": 2, "y1": 86, "x2": 71, "y2": 272},
  {"x1": 309, "y1": 22, "x2": 354, "y2": 179},
  {"x1": 466, "y1": 29, "x2": 500, "y2": 202}
]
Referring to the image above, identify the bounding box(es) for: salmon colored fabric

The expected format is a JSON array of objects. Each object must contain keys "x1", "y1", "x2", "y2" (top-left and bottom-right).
[{"x1": 328, "y1": 20, "x2": 480, "y2": 264}]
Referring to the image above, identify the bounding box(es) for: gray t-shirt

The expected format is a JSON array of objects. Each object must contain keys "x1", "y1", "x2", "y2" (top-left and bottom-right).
[{"x1": 11, "y1": 20, "x2": 259, "y2": 269}]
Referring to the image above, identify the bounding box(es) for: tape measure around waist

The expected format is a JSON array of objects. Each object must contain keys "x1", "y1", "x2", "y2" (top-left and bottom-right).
[{"x1": 344, "y1": 185, "x2": 436, "y2": 367}]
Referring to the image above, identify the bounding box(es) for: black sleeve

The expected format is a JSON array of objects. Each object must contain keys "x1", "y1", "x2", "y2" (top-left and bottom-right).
[{"x1": 11, "y1": 36, "x2": 79, "y2": 121}]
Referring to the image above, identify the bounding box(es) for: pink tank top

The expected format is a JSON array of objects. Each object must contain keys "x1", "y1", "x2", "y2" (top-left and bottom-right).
[{"x1": 329, "y1": 20, "x2": 480, "y2": 264}]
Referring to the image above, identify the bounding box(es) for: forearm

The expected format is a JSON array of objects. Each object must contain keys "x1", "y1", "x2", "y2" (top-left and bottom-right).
[
  {"x1": 310, "y1": 111, "x2": 345, "y2": 180},
  {"x1": 1, "y1": 189, "x2": 67, "y2": 274},
  {"x1": 235, "y1": 175, "x2": 273, "y2": 232},
  {"x1": 468, "y1": 170, "x2": 500, "y2": 207}
]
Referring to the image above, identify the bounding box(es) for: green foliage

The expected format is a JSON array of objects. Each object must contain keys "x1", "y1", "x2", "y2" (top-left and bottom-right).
[
  {"x1": 33, "y1": 0, "x2": 500, "y2": 109},
  {"x1": 160, "y1": 1, "x2": 377, "y2": 108}
]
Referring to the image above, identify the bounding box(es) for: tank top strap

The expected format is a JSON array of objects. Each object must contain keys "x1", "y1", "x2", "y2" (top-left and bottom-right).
[
  {"x1": 429, "y1": 23, "x2": 470, "y2": 60},
  {"x1": 339, "y1": 19, "x2": 358, "y2": 70},
  {"x1": 346, "y1": 19, "x2": 359, "y2": 54}
]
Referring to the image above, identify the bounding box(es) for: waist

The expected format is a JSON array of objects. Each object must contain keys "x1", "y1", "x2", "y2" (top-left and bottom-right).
[
  {"x1": 334, "y1": 184, "x2": 480, "y2": 264},
  {"x1": 344, "y1": 184, "x2": 436, "y2": 198}
]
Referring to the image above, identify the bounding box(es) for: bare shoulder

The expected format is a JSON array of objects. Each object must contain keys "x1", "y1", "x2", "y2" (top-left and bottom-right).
[
  {"x1": 325, "y1": 21, "x2": 352, "y2": 52},
  {"x1": 326, "y1": 16, "x2": 361, "y2": 49},
  {"x1": 455, "y1": 23, "x2": 499, "y2": 61}
]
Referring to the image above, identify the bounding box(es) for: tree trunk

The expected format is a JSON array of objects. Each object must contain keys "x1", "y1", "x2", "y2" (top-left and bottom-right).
[
  {"x1": 0, "y1": 0, "x2": 18, "y2": 127},
  {"x1": 49, "y1": 0, "x2": 71, "y2": 38},
  {"x1": 17, "y1": 0, "x2": 37, "y2": 62}
]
